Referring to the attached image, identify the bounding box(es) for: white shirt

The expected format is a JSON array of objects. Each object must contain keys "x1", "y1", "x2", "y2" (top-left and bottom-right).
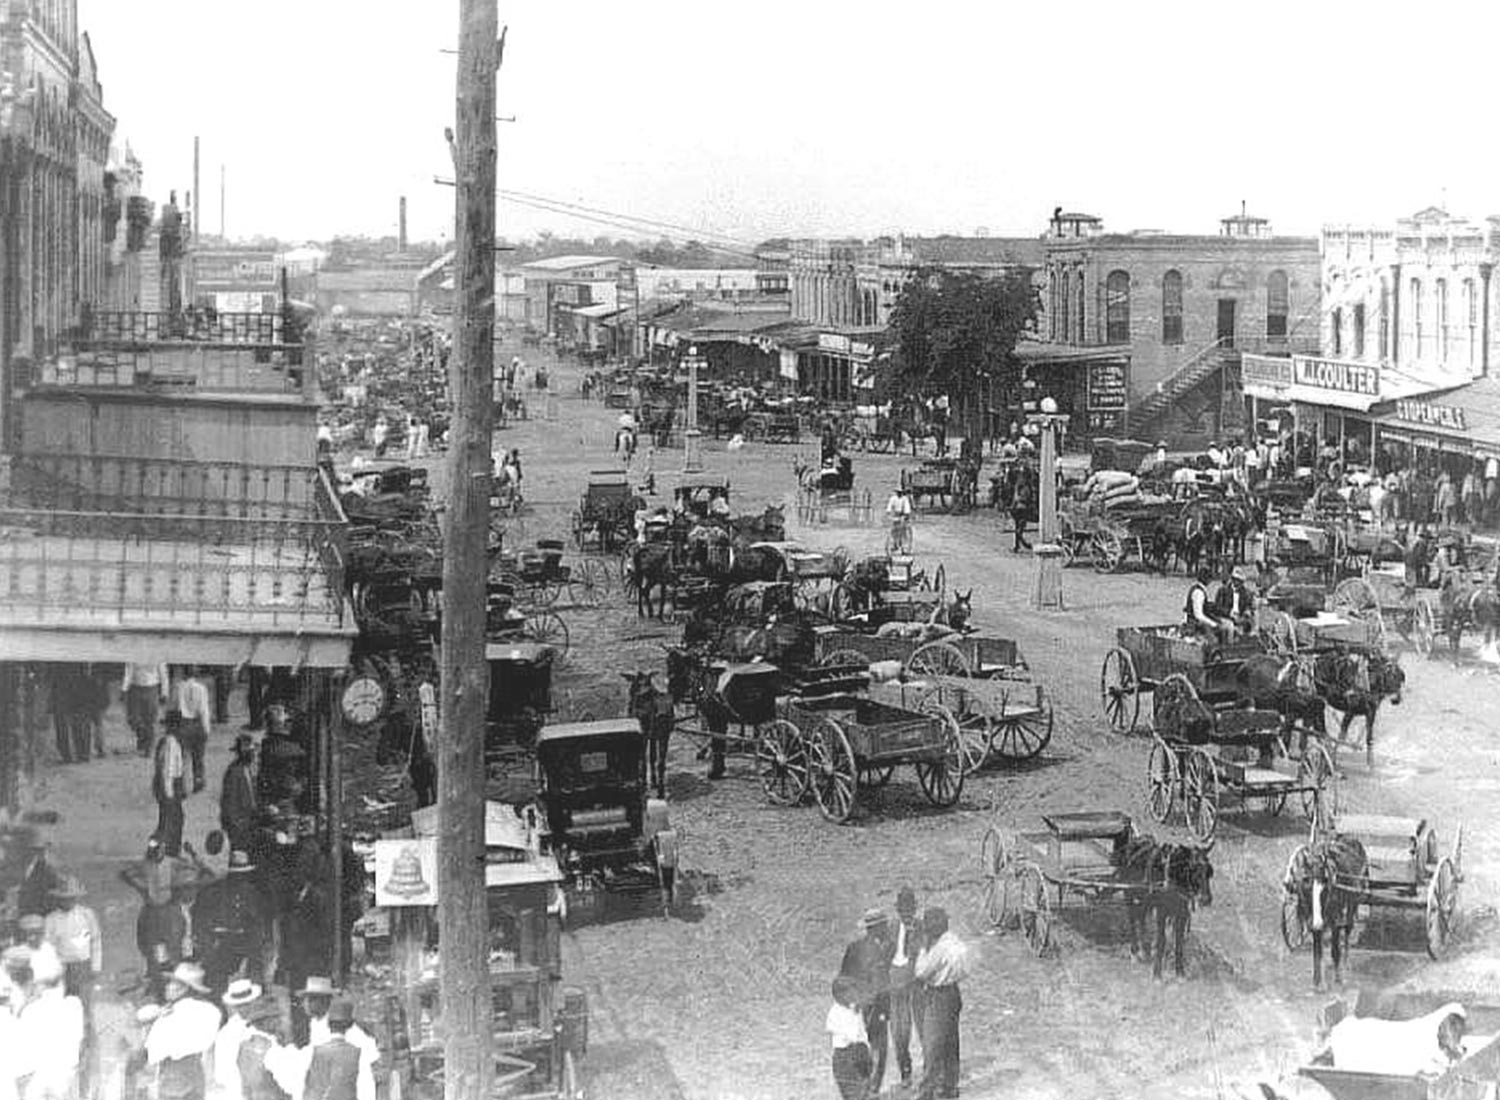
[
  {"x1": 145, "y1": 996, "x2": 222, "y2": 1065},
  {"x1": 1488, "y1": 457, "x2": 1499, "y2": 480},
  {"x1": 43, "y1": 907, "x2": 101, "y2": 972},
  {"x1": 174, "y1": 678, "x2": 213, "y2": 734},
  {"x1": 123, "y1": 663, "x2": 169, "y2": 693},
  {"x1": 211, "y1": 1014, "x2": 251, "y2": 1099},
  {"x1": 308, "y1": 1018, "x2": 379, "y2": 1100},
  {"x1": 17, "y1": 987, "x2": 83, "y2": 1093},
  {"x1": 825, "y1": 1002, "x2": 867, "y2": 1050},
  {"x1": 886, "y1": 493, "x2": 912, "y2": 519},
  {"x1": 914, "y1": 930, "x2": 971, "y2": 987}
]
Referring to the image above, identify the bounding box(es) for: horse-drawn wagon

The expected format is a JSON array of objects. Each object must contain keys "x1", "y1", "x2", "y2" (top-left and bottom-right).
[
  {"x1": 1101, "y1": 626, "x2": 1337, "y2": 840},
  {"x1": 1057, "y1": 498, "x2": 1167, "y2": 574},
  {"x1": 900, "y1": 459, "x2": 963, "y2": 513},
  {"x1": 976, "y1": 811, "x2": 1214, "y2": 972},
  {"x1": 494, "y1": 538, "x2": 613, "y2": 609},
  {"x1": 572, "y1": 469, "x2": 638, "y2": 554}
]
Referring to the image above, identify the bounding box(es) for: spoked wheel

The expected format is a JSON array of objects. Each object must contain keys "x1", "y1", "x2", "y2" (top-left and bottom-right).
[
  {"x1": 1092, "y1": 528, "x2": 1125, "y2": 574},
  {"x1": 955, "y1": 711, "x2": 992, "y2": 774},
  {"x1": 1425, "y1": 857, "x2": 1459, "y2": 959},
  {"x1": 979, "y1": 827, "x2": 1018, "y2": 930},
  {"x1": 532, "y1": 577, "x2": 564, "y2": 607},
  {"x1": 1413, "y1": 598, "x2": 1437, "y2": 658},
  {"x1": 861, "y1": 764, "x2": 895, "y2": 788},
  {"x1": 1146, "y1": 737, "x2": 1180, "y2": 824},
  {"x1": 808, "y1": 717, "x2": 858, "y2": 823},
  {"x1": 1281, "y1": 846, "x2": 1309, "y2": 951},
  {"x1": 756, "y1": 719, "x2": 809, "y2": 807},
  {"x1": 570, "y1": 556, "x2": 612, "y2": 607},
  {"x1": 1017, "y1": 863, "x2": 1053, "y2": 955},
  {"x1": 914, "y1": 705, "x2": 965, "y2": 807},
  {"x1": 1298, "y1": 741, "x2": 1338, "y2": 827},
  {"x1": 906, "y1": 640, "x2": 973, "y2": 678},
  {"x1": 524, "y1": 611, "x2": 571, "y2": 659},
  {"x1": 1100, "y1": 648, "x2": 1140, "y2": 732},
  {"x1": 990, "y1": 693, "x2": 1053, "y2": 761},
  {"x1": 1181, "y1": 747, "x2": 1220, "y2": 842}
]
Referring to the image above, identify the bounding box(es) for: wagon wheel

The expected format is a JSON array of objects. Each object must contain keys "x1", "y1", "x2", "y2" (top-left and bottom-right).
[
  {"x1": 570, "y1": 556, "x2": 611, "y2": 607},
  {"x1": 1451, "y1": 821, "x2": 1465, "y2": 881},
  {"x1": 1092, "y1": 528, "x2": 1126, "y2": 574},
  {"x1": 1413, "y1": 598, "x2": 1437, "y2": 658},
  {"x1": 1266, "y1": 611, "x2": 1299, "y2": 656},
  {"x1": 861, "y1": 764, "x2": 895, "y2": 788},
  {"x1": 1017, "y1": 862, "x2": 1053, "y2": 956},
  {"x1": 1181, "y1": 747, "x2": 1220, "y2": 842},
  {"x1": 979, "y1": 827, "x2": 1019, "y2": 930},
  {"x1": 914, "y1": 705, "x2": 965, "y2": 807},
  {"x1": 1425, "y1": 857, "x2": 1459, "y2": 959},
  {"x1": 756, "y1": 719, "x2": 810, "y2": 807},
  {"x1": 1100, "y1": 648, "x2": 1140, "y2": 733},
  {"x1": 906, "y1": 640, "x2": 972, "y2": 678},
  {"x1": 916, "y1": 692, "x2": 987, "y2": 775},
  {"x1": 1281, "y1": 845, "x2": 1310, "y2": 951},
  {"x1": 524, "y1": 611, "x2": 571, "y2": 660},
  {"x1": 807, "y1": 717, "x2": 858, "y2": 823},
  {"x1": 533, "y1": 576, "x2": 564, "y2": 607},
  {"x1": 819, "y1": 648, "x2": 871, "y2": 670},
  {"x1": 1146, "y1": 736, "x2": 1180, "y2": 824},
  {"x1": 1297, "y1": 741, "x2": 1338, "y2": 828},
  {"x1": 991, "y1": 691, "x2": 1053, "y2": 762}
]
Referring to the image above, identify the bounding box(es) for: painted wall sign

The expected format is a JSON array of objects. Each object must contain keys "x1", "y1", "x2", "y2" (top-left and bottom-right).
[
  {"x1": 1242, "y1": 354, "x2": 1293, "y2": 390},
  {"x1": 1087, "y1": 362, "x2": 1127, "y2": 409},
  {"x1": 1394, "y1": 399, "x2": 1466, "y2": 432},
  {"x1": 1291, "y1": 356, "x2": 1380, "y2": 397}
]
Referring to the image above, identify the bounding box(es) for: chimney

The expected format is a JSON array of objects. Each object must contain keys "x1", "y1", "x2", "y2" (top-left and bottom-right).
[{"x1": 399, "y1": 196, "x2": 408, "y2": 252}]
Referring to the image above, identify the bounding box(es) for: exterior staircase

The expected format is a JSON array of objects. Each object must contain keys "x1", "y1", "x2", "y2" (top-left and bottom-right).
[{"x1": 1130, "y1": 337, "x2": 1236, "y2": 436}]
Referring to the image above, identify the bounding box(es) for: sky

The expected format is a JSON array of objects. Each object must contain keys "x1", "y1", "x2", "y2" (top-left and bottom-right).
[{"x1": 77, "y1": 0, "x2": 1500, "y2": 249}]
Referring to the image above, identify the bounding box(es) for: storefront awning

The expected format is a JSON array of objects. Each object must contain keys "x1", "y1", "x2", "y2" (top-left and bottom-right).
[{"x1": 1368, "y1": 374, "x2": 1500, "y2": 457}]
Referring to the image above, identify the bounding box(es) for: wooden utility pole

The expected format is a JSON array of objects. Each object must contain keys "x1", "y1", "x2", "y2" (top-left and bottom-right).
[{"x1": 439, "y1": 4, "x2": 499, "y2": 1099}]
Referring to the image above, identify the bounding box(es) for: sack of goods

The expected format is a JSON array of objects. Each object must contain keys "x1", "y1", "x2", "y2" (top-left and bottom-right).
[
  {"x1": 1102, "y1": 491, "x2": 1142, "y2": 510},
  {"x1": 1082, "y1": 469, "x2": 1137, "y2": 496}
]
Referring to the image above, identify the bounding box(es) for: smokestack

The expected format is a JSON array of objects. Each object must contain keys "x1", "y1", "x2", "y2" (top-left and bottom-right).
[
  {"x1": 399, "y1": 196, "x2": 408, "y2": 252},
  {"x1": 193, "y1": 136, "x2": 200, "y2": 243}
]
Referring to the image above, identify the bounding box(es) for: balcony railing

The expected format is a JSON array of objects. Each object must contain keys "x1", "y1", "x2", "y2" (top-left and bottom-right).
[
  {"x1": 0, "y1": 456, "x2": 348, "y2": 630},
  {"x1": 81, "y1": 310, "x2": 289, "y2": 345}
]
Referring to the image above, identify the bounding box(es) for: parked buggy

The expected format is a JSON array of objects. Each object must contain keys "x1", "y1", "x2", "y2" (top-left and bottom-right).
[
  {"x1": 673, "y1": 476, "x2": 730, "y2": 523},
  {"x1": 495, "y1": 538, "x2": 614, "y2": 609},
  {"x1": 572, "y1": 469, "x2": 638, "y2": 553},
  {"x1": 900, "y1": 459, "x2": 970, "y2": 513}
]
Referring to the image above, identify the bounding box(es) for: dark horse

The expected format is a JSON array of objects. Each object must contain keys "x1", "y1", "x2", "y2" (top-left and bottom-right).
[
  {"x1": 1235, "y1": 653, "x2": 1325, "y2": 750},
  {"x1": 627, "y1": 542, "x2": 675, "y2": 619},
  {"x1": 623, "y1": 670, "x2": 675, "y2": 799},
  {"x1": 1313, "y1": 647, "x2": 1404, "y2": 766},
  {"x1": 1440, "y1": 574, "x2": 1500, "y2": 659},
  {"x1": 1112, "y1": 833, "x2": 1215, "y2": 978},
  {"x1": 1285, "y1": 833, "x2": 1368, "y2": 988}
]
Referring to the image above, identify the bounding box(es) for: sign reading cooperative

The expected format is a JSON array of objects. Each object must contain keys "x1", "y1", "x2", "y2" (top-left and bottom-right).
[
  {"x1": 1395, "y1": 399, "x2": 1467, "y2": 432},
  {"x1": 1291, "y1": 356, "x2": 1379, "y2": 397}
]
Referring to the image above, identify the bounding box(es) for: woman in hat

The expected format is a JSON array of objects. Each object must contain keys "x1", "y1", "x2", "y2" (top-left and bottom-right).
[{"x1": 143, "y1": 962, "x2": 221, "y2": 1100}]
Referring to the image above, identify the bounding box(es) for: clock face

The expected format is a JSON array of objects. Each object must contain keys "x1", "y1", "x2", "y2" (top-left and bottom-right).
[{"x1": 341, "y1": 677, "x2": 387, "y2": 726}]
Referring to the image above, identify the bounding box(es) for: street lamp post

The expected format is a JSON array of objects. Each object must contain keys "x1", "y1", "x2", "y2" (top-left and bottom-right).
[
  {"x1": 1029, "y1": 399, "x2": 1069, "y2": 610},
  {"x1": 683, "y1": 344, "x2": 704, "y2": 473}
]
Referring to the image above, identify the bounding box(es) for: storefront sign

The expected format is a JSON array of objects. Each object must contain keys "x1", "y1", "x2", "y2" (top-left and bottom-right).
[
  {"x1": 374, "y1": 838, "x2": 438, "y2": 907},
  {"x1": 818, "y1": 332, "x2": 851, "y2": 354},
  {"x1": 850, "y1": 341, "x2": 874, "y2": 359},
  {"x1": 1242, "y1": 354, "x2": 1293, "y2": 392},
  {"x1": 1394, "y1": 399, "x2": 1467, "y2": 432},
  {"x1": 1291, "y1": 356, "x2": 1380, "y2": 397},
  {"x1": 1086, "y1": 409, "x2": 1124, "y2": 434},
  {"x1": 1087, "y1": 362, "x2": 1127, "y2": 410}
]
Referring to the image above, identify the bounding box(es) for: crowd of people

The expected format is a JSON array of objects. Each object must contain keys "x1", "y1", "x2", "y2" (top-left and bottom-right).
[{"x1": 829, "y1": 887, "x2": 970, "y2": 1100}]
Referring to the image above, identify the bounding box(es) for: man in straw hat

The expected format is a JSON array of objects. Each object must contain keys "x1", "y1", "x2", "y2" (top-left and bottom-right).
[
  {"x1": 16, "y1": 948, "x2": 84, "y2": 1100},
  {"x1": 212, "y1": 977, "x2": 265, "y2": 1100},
  {"x1": 16, "y1": 915, "x2": 62, "y2": 990},
  {"x1": 143, "y1": 961, "x2": 221, "y2": 1100},
  {"x1": 43, "y1": 875, "x2": 101, "y2": 1036},
  {"x1": 840, "y1": 907, "x2": 894, "y2": 1096},
  {"x1": 292, "y1": 975, "x2": 337, "y2": 1048}
]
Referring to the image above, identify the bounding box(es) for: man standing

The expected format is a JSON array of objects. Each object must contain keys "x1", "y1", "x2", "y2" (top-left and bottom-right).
[
  {"x1": 174, "y1": 667, "x2": 214, "y2": 794},
  {"x1": 840, "y1": 909, "x2": 893, "y2": 1096},
  {"x1": 42, "y1": 877, "x2": 100, "y2": 1024},
  {"x1": 17, "y1": 952, "x2": 84, "y2": 1100},
  {"x1": 212, "y1": 978, "x2": 264, "y2": 1100},
  {"x1": 16, "y1": 833, "x2": 62, "y2": 919},
  {"x1": 1010, "y1": 473, "x2": 1033, "y2": 553},
  {"x1": 256, "y1": 707, "x2": 308, "y2": 811},
  {"x1": 143, "y1": 962, "x2": 222, "y2": 1100},
  {"x1": 220, "y1": 735, "x2": 259, "y2": 854},
  {"x1": 888, "y1": 886, "x2": 925, "y2": 1089},
  {"x1": 123, "y1": 662, "x2": 169, "y2": 756},
  {"x1": 302, "y1": 998, "x2": 366, "y2": 1100},
  {"x1": 914, "y1": 906, "x2": 969, "y2": 1100},
  {"x1": 154, "y1": 713, "x2": 189, "y2": 857}
]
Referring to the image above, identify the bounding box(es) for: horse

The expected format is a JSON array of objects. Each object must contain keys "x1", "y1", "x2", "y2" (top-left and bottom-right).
[
  {"x1": 1285, "y1": 833, "x2": 1368, "y2": 989},
  {"x1": 1313, "y1": 648, "x2": 1404, "y2": 766},
  {"x1": 626, "y1": 542, "x2": 675, "y2": 620},
  {"x1": 615, "y1": 426, "x2": 638, "y2": 461},
  {"x1": 728, "y1": 504, "x2": 786, "y2": 547},
  {"x1": 1439, "y1": 574, "x2": 1500, "y2": 658},
  {"x1": 1112, "y1": 833, "x2": 1215, "y2": 978},
  {"x1": 939, "y1": 589, "x2": 973, "y2": 633},
  {"x1": 623, "y1": 671, "x2": 675, "y2": 798},
  {"x1": 1234, "y1": 653, "x2": 1325, "y2": 751}
]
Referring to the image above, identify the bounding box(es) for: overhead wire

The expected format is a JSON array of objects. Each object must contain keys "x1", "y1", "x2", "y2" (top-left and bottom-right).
[
  {"x1": 497, "y1": 187, "x2": 758, "y2": 252},
  {"x1": 497, "y1": 191, "x2": 764, "y2": 262}
]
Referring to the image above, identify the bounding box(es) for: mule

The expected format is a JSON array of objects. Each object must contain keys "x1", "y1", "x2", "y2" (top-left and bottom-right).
[
  {"x1": 1286, "y1": 833, "x2": 1368, "y2": 988},
  {"x1": 939, "y1": 589, "x2": 973, "y2": 633},
  {"x1": 1113, "y1": 834, "x2": 1215, "y2": 978},
  {"x1": 1314, "y1": 648, "x2": 1404, "y2": 766},
  {"x1": 623, "y1": 670, "x2": 675, "y2": 798}
]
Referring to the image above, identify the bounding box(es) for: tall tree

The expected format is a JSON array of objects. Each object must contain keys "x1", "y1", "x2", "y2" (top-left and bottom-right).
[{"x1": 887, "y1": 266, "x2": 1039, "y2": 442}]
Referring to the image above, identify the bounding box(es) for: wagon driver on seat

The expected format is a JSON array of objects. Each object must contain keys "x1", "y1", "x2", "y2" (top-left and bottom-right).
[
  {"x1": 1213, "y1": 565, "x2": 1255, "y2": 639},
  {"x1": 1184, "y1": 564, "x2": 1226, "y2": 642}
]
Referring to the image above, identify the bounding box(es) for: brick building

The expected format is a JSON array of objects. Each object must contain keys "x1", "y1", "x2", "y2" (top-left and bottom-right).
[{"x1": 1031, "y1": 209, "x2": 1320, "y2": 447}]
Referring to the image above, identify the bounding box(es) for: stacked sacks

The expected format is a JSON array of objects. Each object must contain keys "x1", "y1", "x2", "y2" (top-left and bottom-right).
[{"x1": 1082, "y1": 470, "x2": 1143, "y2": 510}]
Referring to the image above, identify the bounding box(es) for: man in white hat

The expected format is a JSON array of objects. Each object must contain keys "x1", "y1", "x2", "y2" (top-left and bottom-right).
[
  {"x1": 17, "y1": 949, "x2": 84, "y2": 1100},
  {"x1": 144, "y1": 962, "x2": 222, "y2": 1100},
  {"x1": 212, "y1": 978, "x2": 264, "y2": 1099}
]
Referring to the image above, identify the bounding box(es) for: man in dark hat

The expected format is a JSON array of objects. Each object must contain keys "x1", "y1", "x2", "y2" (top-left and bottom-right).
[
  {"x1": 220, "y1": 734, "x2": 260, "y2": 854},
  {"x1": 888, "y1": 886, "x2": 926, "y2": 1088},
  {"x1": 16, "y1": 829, "x2": 63, "y2": 918},
  {"x1": 257, "y1": 706, "x2": 309, "y2": 811},
  {"x1": 840, "y1": 907, "x2": 894, "y2": 1096},
  {"x1": 303, "y1": 998, "x2": 363, "y2": 1100}
]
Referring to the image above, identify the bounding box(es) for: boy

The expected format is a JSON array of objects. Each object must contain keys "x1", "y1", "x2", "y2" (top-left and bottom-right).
[{"x1": 827, "y1": 974, "x2": 871, "y2": 1100}]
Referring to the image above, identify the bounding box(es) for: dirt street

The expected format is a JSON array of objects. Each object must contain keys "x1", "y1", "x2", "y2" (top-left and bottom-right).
[{"x1": 34, "y1": 335, "x2": 1500, "y2": 1100}]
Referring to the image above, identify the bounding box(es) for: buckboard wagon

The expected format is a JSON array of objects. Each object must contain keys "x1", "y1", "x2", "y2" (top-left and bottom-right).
[
  {"x1": 1101, "y1": 625, "x2": 1337, "y2": 840},
  {"x1": 1296, "y1": 991, "x2": 1499, "y2": 1100},
  {"x1": 976, "y1": 811, "x2": 1140, "y2": 956},
  {"x1": 1283, "y1": 814, "x2": 1463, "y2": 962}
]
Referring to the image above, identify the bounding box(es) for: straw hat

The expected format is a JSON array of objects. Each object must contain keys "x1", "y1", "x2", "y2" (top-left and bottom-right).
[
  {"x1": 297, "y1": 975, "x2": 337, "y2": 998},
  {"x1": 859, "y1": 907, "x2": 889, "y2": 932},
  {"x1": 222, "y1": 979, "x2": 264, "y2": 1008},
  {"x1": 227, "y1": 851, "x2": 256, "y2": 873},
  {"x1": 168, "y1": 961, "x2": 210, "y2": 995}
]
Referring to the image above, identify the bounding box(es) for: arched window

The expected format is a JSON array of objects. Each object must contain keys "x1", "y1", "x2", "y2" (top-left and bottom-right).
[
  {"x1": 1465, "y1": 278, "x2": 1478, "y2": 367},
  {"x1": 1435, "y1": 278, "x2": 1449, "y2": 361},
  {"x1": 1266, "y1": 271, "x2": 1289, "y2": 339},
  {"x1": 1075, "y1": 271, "x2": 1086, "y2": 343},
  {"x1": 1105, "y1": 270, "x2": 1130, "y2": 344},
  {"x1": 1058, "y1": 268, "x2": 1070, "y2": 342},
  {"x1": 1410, "y1": 278, "x2": 1423, "y2": 360},
  {"x1": 1162, "y1": 270, "x2": 1183, "y2": 344},
  {"x1": 1048, "y1": 269, "x2": 1058, "y2": 339}
]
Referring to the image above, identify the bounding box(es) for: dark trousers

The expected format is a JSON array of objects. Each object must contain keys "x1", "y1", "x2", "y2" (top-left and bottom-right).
[
  {"x1": 890, "y1": 982, "x2": 919, "y2": 1081},
  {"x1": 917, "y1": 984, "x2": 961, "y2": 1099},
  {"x1": 180, "y1": 720, "x2": 207, "y2": 790},
  {"x1": 55, "y1": 710, "x2": 91, "y2": 762},
  {"x1": 156, "y1": 796, "x2": 185, "y2": 856},
  {"x1": 831, "y1": 1042, "x2": 872, "y2": 1100},
  {"x1": 863, "y1": 994, "x2": 890, "y2": 1094},
  {"x1": 127, "y1": 686, "x2": 159, "y2": 753},
  {"x1": 212, "y1": 669, "x2": 233, "y2": 724},
  {"x1": 1011, "y1": 512, "x2": 1030, "y2": 551},
  {"x1": 247, "y1": 668, "x2": 269, "y2": 729}
]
